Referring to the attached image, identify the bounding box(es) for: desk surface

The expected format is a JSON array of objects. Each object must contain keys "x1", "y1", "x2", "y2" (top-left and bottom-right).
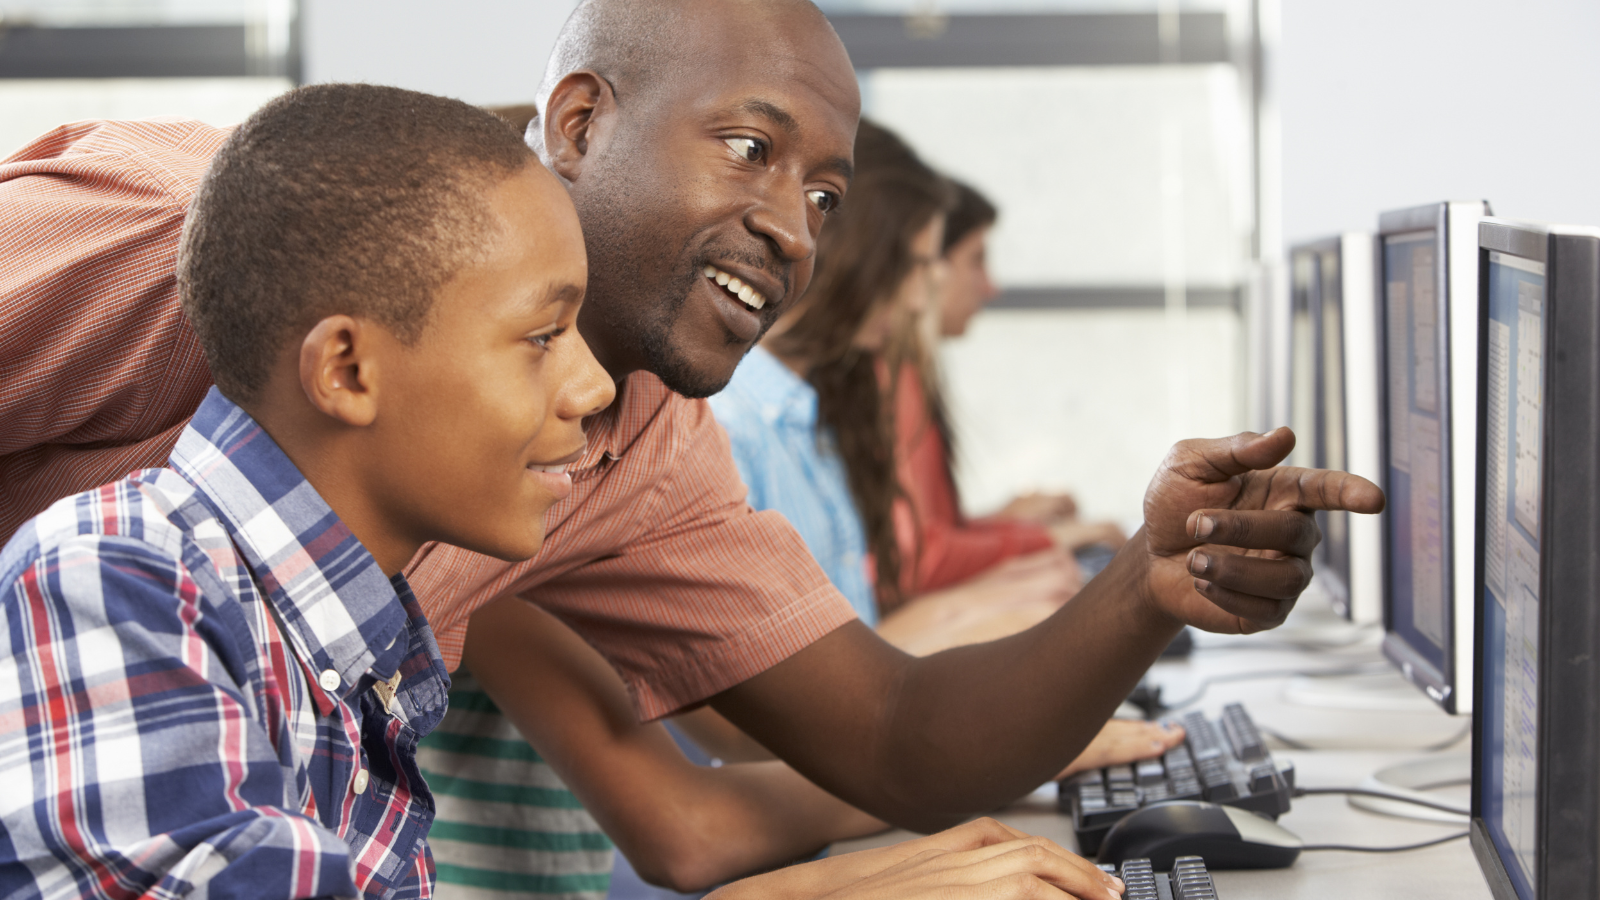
[{"x1": 833, "y1": 601, "x2": 1494, "y2": 899}]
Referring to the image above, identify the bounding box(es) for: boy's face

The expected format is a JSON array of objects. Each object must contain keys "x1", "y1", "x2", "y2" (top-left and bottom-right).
[{"x1": 368, "y1": 163, "x2": 613, "y2": 561}]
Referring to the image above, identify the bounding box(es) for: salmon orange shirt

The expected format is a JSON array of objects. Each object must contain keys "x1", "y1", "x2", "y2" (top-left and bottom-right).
[{"x1": 0, "y1": 118, "x2": 855, "y2": 720}]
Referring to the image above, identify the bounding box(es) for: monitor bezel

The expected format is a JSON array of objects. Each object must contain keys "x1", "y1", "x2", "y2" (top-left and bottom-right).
[
  {"x1": 1470, "y1": 218, "x2": 1600, "y2": 900},
  {"x1": 1376, "y1": 202, "x2": 1458, "y2": 710}
]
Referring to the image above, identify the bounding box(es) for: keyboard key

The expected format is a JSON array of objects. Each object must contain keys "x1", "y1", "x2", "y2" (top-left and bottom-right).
[
  {"x1": 1135, "y1": 759, "x2": 1167, "y2": 786},
  {"x1": 1248, "y1": 763, "x2": 1279, "y2": 796}
]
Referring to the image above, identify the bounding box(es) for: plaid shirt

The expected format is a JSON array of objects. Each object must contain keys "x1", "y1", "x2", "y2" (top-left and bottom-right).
[{"x1": 0, "y1": 388, "x2": 450, "y2": 900}]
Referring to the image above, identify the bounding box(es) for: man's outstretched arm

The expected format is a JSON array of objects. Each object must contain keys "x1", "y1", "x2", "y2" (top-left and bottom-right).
[{"x1": 711, "y1": 427, "x2": 1384, "y2": 832}]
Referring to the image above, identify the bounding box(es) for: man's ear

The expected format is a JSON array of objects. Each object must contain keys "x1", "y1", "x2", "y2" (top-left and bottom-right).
[
  {"x1": 298, "y1": 315, "x2": 380, "y2": 427},
  {"x1": 540, "y1": 70, "x2": 619, "y2": 183}
]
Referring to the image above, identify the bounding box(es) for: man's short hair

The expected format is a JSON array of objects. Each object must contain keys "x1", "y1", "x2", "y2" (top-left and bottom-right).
[{"x1": 179, "y1": 83, "x2": 534, "y2": 403}]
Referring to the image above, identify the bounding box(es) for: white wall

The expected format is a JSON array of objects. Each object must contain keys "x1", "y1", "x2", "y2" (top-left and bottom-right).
[
  {"x1": 1279, "y1": 0, "x2": 1600, "y2": 243},
  {"x1": 301, "y1": 0, "x2": 579, "y2": 105}
]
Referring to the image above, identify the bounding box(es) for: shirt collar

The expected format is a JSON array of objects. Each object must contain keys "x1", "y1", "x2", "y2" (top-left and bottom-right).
[
  {"x1": 169, "y1": 388, "x2": 427, "y2": 706},
  {"x1": 731, "y1": 345, "x2": 817, "y2": 429}
]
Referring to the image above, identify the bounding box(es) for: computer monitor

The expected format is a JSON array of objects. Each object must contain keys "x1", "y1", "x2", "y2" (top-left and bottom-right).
[
  {"x1": 1287, "y1": 234, "x2": 1381, "y2": 624},
  {"x1": 1470, "y1": 218, "x2": 1600, "y2": 900},
  {"x1": 1377, "y1": 200, "x2": 1489, "y2": 714}
]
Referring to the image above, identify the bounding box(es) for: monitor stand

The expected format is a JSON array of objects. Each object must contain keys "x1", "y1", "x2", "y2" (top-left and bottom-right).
[
  {"x1": 1281, "y1": 668, "x2": 1438, "y2": 712},
  {"x1": 1347, "y1": 752, "x2": 1470, "y2": 823}
]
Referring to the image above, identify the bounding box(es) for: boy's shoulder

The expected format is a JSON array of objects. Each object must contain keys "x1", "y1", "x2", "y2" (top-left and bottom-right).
[{"x1": 0, "y1": 467, "x2": 237, "y2": 603}]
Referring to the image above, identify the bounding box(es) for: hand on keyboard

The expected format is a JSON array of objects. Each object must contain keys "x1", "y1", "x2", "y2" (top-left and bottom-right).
[
  {"x1": 1058, "y1": 719, "x2": 1187, "y2": 779},
  {"x1": 1061, "y1": 703, "x2": 1295, "y2": 855}
]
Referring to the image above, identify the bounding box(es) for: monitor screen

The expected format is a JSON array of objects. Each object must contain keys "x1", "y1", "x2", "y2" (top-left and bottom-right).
[
  {"x1": 1477, "y1": 249, "x2": 1545, "y2": 900},
  {"x1": 1382, "y1": 228, "x2": 1452, "y2": 679},
  {"x1": 1289, "y1": 251, "x2": 1318, "y2": 470},
  {"x1": 1289, "y1": 241, "x2": 1354, "y2": 613},
  {"x1": 1317, "y1": 248, "x2": 1351, "y2": 601}
]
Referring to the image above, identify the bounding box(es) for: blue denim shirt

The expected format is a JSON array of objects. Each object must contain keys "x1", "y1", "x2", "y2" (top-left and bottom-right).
[{"x1": 708, "y1": 347, "x2": 877, "y2": 627}]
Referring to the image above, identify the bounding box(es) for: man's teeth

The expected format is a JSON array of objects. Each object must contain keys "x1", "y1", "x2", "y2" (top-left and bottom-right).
[
  {"x1": 702, "y1": 264, "x2": 766, "y2": 310},
  {"x1": 527, "y1": 464, "x2": 569, "y2": 474}
]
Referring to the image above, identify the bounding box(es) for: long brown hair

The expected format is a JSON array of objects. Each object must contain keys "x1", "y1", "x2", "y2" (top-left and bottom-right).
[
  {"x1": 920, "y1": 178, "x2": 1000, "y2": 513},
  {"x1": 764, "y1": 119, "x2": 951, "y2": 608}
]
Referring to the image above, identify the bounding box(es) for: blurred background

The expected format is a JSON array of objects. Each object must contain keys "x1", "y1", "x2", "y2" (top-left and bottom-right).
[{"x1": 4, "y1": 0, "x2": 1596, "y2": 528}]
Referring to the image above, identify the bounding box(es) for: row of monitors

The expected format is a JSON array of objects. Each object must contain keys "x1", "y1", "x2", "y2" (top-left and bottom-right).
[{"x1": 1287, "y1": 207, "x2": 1600, "y2": 900}]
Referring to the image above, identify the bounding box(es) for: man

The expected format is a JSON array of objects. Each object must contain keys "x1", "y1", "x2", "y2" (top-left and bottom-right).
[
  {"x1": 0, "y1": 0, "x2": 1381, "y2": 889},
  {"x1": 416, "y1": 0, "x2": 1380, "y2": 831}
]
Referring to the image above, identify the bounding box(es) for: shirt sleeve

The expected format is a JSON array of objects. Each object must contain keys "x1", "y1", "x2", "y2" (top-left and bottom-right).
[
  {"x1": 0, "y1": 535, "x2": 360, "y2": 900},
  {"x1": 890, "y1": 365, "x2": 1052, "y2": 597},
  {"x1": 0, "y1": 120, "x2": 224, "y2": 541}
]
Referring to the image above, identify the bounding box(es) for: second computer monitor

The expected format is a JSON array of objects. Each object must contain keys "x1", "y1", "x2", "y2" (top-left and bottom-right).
[
  {"x1": 1377, "y1": 200, "x2": 1488, "y2": 714},
  {"x1": 1287, "y1": 234, "x2": 1380, "y2": 624}
]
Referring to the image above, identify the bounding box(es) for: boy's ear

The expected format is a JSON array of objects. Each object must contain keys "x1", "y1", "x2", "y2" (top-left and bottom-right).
[
  {"x1": 298, "y1": 315, "x2": 379, "y2": 427},
  {"x1": 540, "y1": 70, "x2": 618, "y2": 184}
]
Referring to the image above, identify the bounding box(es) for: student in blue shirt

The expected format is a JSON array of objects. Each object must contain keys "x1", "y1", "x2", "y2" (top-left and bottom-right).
[{"x1": 704, "y1": 119, "x2": 1183, "y2": 769}]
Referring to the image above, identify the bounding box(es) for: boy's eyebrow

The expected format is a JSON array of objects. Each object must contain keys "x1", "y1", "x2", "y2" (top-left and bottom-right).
[
  {"x1": 538, "y1": 282, "x2": 585, "y2": 309},
  {"x1": 735, "y1": 99, "x2": 854, "y2": 183}
]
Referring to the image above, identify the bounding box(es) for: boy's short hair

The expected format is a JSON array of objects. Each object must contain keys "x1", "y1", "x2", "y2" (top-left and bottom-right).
[{"x1": 179, "y1": 83, "x2": 535, "y2": 403}]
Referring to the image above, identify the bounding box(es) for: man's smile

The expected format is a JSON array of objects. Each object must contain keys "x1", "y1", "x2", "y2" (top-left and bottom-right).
[{"x1": 702, "y1": 262, "x2": 778, "y2": 311}]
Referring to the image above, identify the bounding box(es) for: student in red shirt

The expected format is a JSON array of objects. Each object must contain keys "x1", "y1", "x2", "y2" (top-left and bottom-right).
[{"x1": 891, "y1": 179, "x2": 1129, "y2": 601}]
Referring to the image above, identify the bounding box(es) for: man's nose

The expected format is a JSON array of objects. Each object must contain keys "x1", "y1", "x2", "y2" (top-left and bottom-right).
[{"x1": 745, "y1": 182, "x2": 814, "y2": 265}]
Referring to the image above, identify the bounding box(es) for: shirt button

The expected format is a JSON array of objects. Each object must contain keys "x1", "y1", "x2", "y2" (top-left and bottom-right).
[
  {"x1": 352, "y1": 768, "x2": 370, "y2": 795},
  {"x1": 318, "y1": 669, "x2": 341, "y2": 691}
]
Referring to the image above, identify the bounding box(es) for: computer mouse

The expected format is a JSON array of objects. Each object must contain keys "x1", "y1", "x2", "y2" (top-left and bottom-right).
[{"x1": 1096, "y1": 800, "x2": 1302, "y2": 870}]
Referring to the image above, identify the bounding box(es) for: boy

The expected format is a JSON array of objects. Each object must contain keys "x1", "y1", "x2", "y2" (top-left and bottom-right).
[{"x1": 0, "y1": 83, "x2": 613, "y2": 899}]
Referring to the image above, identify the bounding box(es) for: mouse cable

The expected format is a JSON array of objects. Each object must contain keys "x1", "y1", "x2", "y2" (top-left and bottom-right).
[
  {"x1": 1300, "y1": 831, "x2": 1469, "y2": 853},
  {"x1": 1291, "y1": 787, "x2": 1469, "y2": 817},
  {"x1": 1158, "y1": 662, "x2": 1388, "y2": 712}
]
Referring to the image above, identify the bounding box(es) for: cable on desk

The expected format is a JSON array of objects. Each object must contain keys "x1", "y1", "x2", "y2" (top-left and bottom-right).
[
  {"x1": 1292, "y1": 787, "x2": 1468, "y2": 817},
  {"x1": 1159, "y1": 662, "x2": 1388, "y2": 711},
  {"x1": 1301, "y1": 831, "x2": 1469, "y2": 853}
]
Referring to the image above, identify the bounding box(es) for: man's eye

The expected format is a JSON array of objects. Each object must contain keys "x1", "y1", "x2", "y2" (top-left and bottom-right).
[
  {"x1": 725, "y1": 137, "x2": 766, "y2": 163},
  {"x1": 806, "y1": 189, "x2": 840, "y2": 214}
]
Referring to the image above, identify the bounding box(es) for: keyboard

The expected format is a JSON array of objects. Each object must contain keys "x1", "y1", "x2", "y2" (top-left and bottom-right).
[
  {"x1": 1099, "y1": 856, "x2": 1220, "y2": 900},
  {"x1": 1060, "y1": 703, "x2": 1295, "y2": 854}
]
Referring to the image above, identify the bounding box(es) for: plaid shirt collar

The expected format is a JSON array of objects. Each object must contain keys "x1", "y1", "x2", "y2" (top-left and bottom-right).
[{"x1": 171, "y1": 387, "x2": 447, "y2": 722}]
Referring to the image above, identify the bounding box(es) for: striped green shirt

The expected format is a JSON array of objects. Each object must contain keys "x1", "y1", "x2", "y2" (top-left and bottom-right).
[{"x1": 418, "y1": 675, "x2": 615, "y2": 900}]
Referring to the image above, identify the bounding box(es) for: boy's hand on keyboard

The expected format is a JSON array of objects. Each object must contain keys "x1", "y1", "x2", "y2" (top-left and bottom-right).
[
  {"x1": 1136, "y1": 427, "x2": 1384, "y2": 634},
  {"x1": 705, "y1": 817, "x2": 1125, "y2": 900},
  {"x1": 1058, "y1": 720, "x2": 1186, "y2": 780}
]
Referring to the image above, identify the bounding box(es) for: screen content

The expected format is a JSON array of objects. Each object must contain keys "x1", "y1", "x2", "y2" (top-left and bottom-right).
[
  {"x1": 1480, "y1": 250, "x2": 1545, "y2": 900},
  {"x1": 1383, "y1": 229, "x2": 1451, "y2": 673},
  {"x1": 1318, "y1": 249, "x2": 1350, "y2": 596},
  {"x1": 1290, "y1": 251, "x2": 1318, "y2": 470}
]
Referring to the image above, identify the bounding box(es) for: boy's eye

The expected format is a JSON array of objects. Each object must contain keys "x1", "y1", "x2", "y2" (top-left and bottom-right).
[
  {"x1": 806, "y1": 189, "x2": 840, "y2": 214},
  {"x1": 725, "y1": 137, "x2": 766, "y2": 163},
  {"x1": 527, "y1": 327, "x2": 563, "y2": 350}
]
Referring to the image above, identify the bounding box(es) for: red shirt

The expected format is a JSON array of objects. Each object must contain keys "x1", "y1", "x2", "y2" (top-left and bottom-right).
[
  {"x1": 891, "y1": 362, "x2": 1052, "y2": 597},
  {"x1": 0, "y1": 118, "x2": 856, "y2": 719}
]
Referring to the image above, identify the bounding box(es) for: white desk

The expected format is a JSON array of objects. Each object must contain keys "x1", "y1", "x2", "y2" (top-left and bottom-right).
[{"x1": 834, "y1": 603, "x2": 1494, "y2": 899}]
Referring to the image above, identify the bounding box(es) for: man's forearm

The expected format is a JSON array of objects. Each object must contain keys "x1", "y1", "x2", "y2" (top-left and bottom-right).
[{"x1": 714, "y1": 533, "x2": 1179, "y2": 832}]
